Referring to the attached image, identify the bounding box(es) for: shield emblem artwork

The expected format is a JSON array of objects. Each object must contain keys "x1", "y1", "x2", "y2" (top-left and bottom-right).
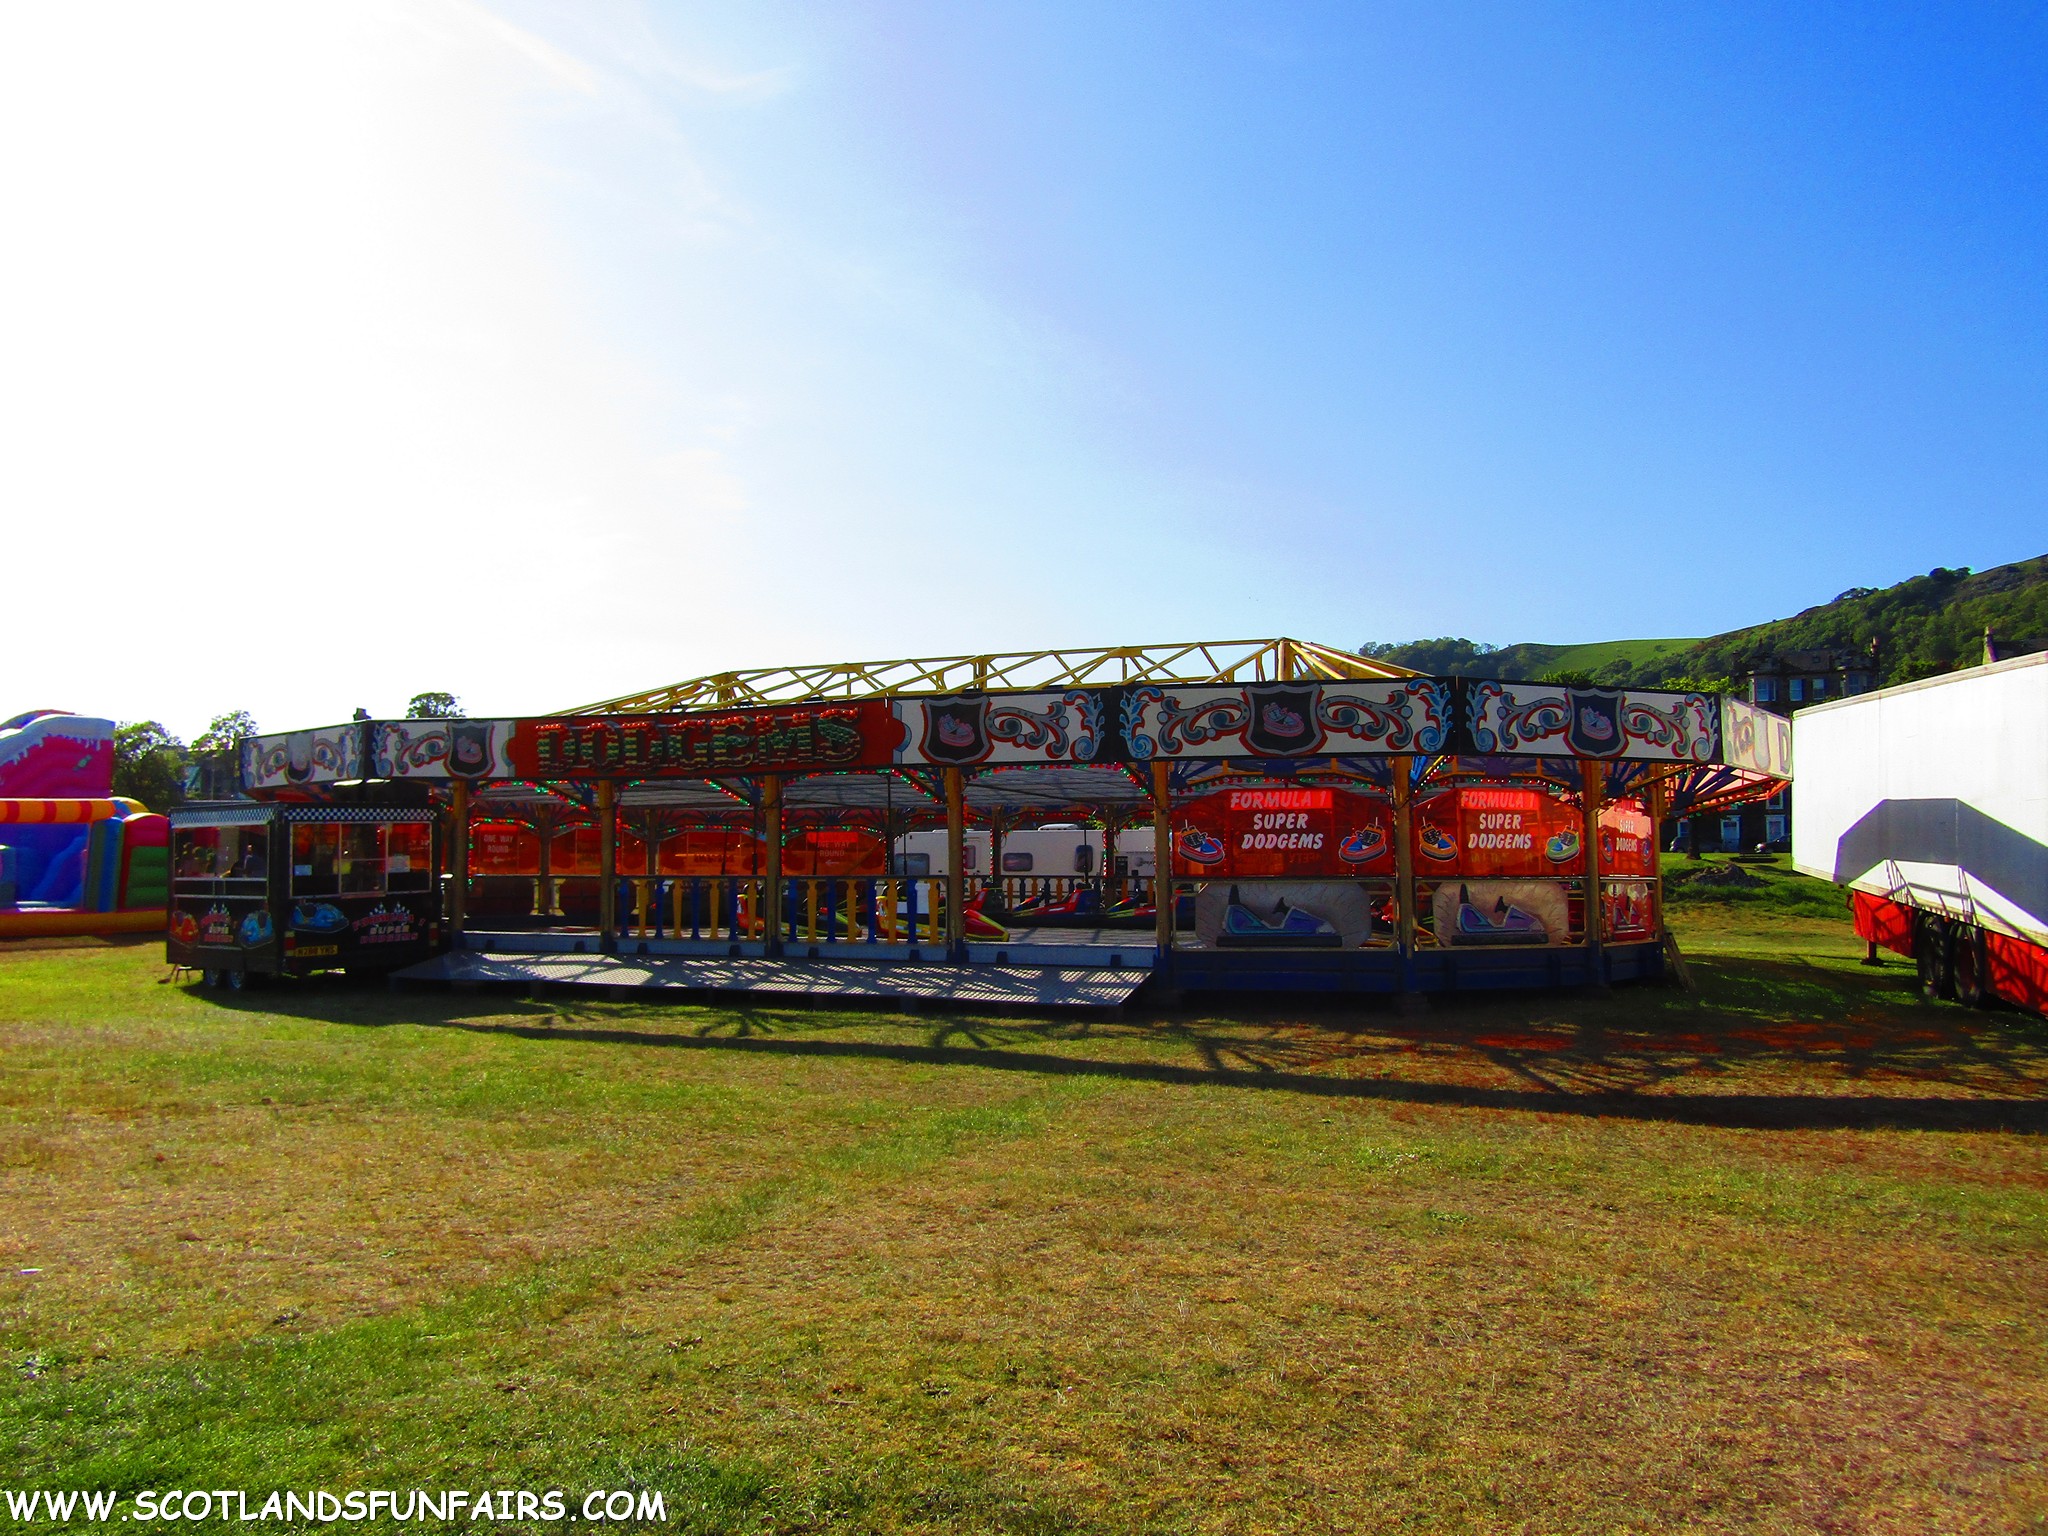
[
  {"x1": 1242, "y1": 684, "x2": 1325, "y2": 758},
  {"x1": 444, "y1": 721, "x2": 496, "y2": 779},
  {"x1": 919, "y1": 697, "x2": 990, "y2": 765},
  {"x1": 1565, "y1": 689, "x2": 1626, "y2": 757}
]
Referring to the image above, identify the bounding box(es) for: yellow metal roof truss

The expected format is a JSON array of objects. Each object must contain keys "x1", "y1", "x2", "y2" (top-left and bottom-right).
[{"x1": 571, "y1": 638, "x2": 1415, "y2": 714}]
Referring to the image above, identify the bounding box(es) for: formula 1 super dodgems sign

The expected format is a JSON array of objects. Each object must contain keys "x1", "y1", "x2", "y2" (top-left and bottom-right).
[{"x1": 238, "y1": 679, "x2": 1761, "y2": 791}]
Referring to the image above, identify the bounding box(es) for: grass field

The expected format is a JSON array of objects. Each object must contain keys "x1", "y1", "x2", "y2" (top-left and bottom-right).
[{"x1": 3, "y1": 896, "x2": 2046, "y2": 1533}]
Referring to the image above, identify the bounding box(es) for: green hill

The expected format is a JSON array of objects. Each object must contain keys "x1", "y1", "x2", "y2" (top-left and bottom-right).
[
  {"x1": 1363, "y1": 554, "x2": 2048, "y2": 688},
  {"x1": 1358, "y1": 635, "x2": 1704, "y2": 683}
]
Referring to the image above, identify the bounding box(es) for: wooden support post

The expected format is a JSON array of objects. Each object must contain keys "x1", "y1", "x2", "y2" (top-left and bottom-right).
[
  {"x1": 1582, "y1": 759, "x2": 1606, "y2": 986},
  {"x1": 447, "y1": 780, "x2": 470, "y2": 941},
  {"x1": 990, "y1": 814, "x2": 1006, "y2": 907},
  {"x1": 945, "y1": 766, "x2": 966, "y2": 959},
  {"x1": 1646, "y1": 776, "x2": 1667, "y2": 942},
  {"x1": 763, "y1": 775, "x2": 783, "y2": 956},
  {"x1": 646, "y1": 826, "x2": 663, "y2": 937},
  {"x1": 1391, "y1": 755, "x2": 1418, "y2": 1004},
  {"x1": 536, "y1": 821, "x2": 553, "y2": 918},
  {"x1": 596, "y1": 779, "x2": 617, "y2": 948},
  {"x1": 1152, "y1": 760, "x2": 1173, "y2": 953}
]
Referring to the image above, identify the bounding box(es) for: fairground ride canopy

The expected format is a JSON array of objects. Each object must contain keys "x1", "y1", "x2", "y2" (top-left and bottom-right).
[{"x1": 237, "y1": 638, "x2": 1790, "y2": 823}]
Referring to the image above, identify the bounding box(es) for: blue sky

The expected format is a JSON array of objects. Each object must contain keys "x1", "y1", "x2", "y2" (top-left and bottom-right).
[{"x1": 5, "y1": 2, "x2": 2044, "y2": 735}]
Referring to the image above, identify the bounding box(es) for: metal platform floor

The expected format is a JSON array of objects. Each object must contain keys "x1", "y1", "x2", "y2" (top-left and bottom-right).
[
  {"x1": 454, "y1": 927, "x2": 1162, "y2": 970},
  {"x1": 396, "y1": 948, "x2": 1151, "y2": 1009}
]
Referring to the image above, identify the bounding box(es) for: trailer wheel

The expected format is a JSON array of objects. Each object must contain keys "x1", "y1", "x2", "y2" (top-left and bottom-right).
[
  {"x1": 225, "y1": 969, "x2": 246, "y2": 992},
  {"x1": 1951, "y1": 926, "x2": 1992, "y2": 1009},
  {"x1": 200, "y1": 968, "x2": 222, "y2": 990},
  {"x1": 1914, "y1": 915, "x2": 1952, "y2": 1004}
]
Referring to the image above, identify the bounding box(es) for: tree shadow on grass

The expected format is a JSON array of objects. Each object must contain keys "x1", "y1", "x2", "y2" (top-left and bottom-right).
[{"x1": 196, "y1": 953, "x2": 2048, "y2": 1135}]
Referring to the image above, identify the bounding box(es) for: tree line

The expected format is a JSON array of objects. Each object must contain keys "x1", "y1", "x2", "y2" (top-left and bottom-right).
[{"x1": 1362, "y1": 554, "x2": 2048, "y2": 693}]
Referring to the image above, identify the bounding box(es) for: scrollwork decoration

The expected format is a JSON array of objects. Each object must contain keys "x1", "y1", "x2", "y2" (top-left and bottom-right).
[
  {"x1": 1468, "y1": 683, "x2": 1570, "y2": 753},
  {"x1": 1119, "y1": 687, "x2": 1249, "y2": 759},
  {"x1": 1619, "y1": 694, "x2": 1717, "y2": 761}
]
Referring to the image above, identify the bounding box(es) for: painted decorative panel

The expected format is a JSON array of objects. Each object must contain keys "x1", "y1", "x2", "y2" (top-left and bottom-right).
[
  {"x1": 1120, "y1": 679, "x2": 1452, "y2": 761},
  {"x1": 1466, "y1": 684, "x2": 1718, "y2": 762},
  {"x1": 242, "y1": 725, "x2": 365, "y2": 791},
  {"x1": 1719, "y1": 698, "x2": 1794, "y2": 778},
  {"x1": 373, "y1": 719, "x2": 517, "y2": 781}
]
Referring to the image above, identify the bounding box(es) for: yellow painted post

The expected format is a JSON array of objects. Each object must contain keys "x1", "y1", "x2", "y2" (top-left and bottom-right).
[
  {"x1": 945, "y1": 766, "x2": 965, "y2": 957},
  {"x1": 884, "y1": 879, "x2": 899, "y2": 942},
  {"x1": 762, "y1": 775, "x2": 783, "y2": 955},
  {"x1": 1152, "y1": 760, "x2": 1173, "y2": 952},
  {"x1": 596, "y1": 779, "x2": 617, "y2": 945},
  {"x1": 447, "y1": 779, "x2": 470, "y2": 940}
]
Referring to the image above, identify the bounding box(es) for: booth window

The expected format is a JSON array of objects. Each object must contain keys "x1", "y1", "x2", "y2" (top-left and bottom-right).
[
  {"x1": 338, "y1": 825, "x2": 384, "y2": 894},
  {"x1": 173, "y1": 825, "x2": 267, "y2": 888},
  {"x1": 291, "y1": 826, "x2": 339, "y2": 895},
  {"x1": 173, "y1": 826, "x2": 220, "y2": 882},
  {"x1": 386, "y1": 823, "x2": 432, "y2": 891}
]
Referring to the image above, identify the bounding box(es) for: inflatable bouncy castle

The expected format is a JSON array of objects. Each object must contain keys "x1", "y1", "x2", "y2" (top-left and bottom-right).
[{"x1": 0, "y1": 711, "x2": 168, "y2": 937}]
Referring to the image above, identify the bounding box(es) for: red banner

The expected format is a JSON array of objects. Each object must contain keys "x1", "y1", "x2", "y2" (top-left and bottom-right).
[
  {"x1": 1172, "y1": 787, "x2": 1394, "y2": 878},
  {"x1": 657, "y1": 830, "x2": 763, "y2": 876},
  {"x1": 549, "y1": 826, "x2": 603, "y2": 876},
  {"x1": 506, "y1": 702, "x2": 903, "y2": 779},
  {"x1": 1413, "y1": 787, "x2": 1583, "y2": 877},
  {"x1": 472, "y1": 822, "x2": 539, "y2": 876},
  {"x1": 1412, "y1": 789, "x2": 1659, "y2": 877},
  {"x1": 1599, "y1": 799, "x2": 1656, "y2": 876},
  {"x1": 783, "y1": 828, "x2": 886, "y2": 877}
]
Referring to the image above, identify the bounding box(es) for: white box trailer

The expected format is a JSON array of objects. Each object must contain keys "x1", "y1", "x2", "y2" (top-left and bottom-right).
[
  {"x1": 891, "y1": 826, "x2": 1159, "y2": 879},
  {"x1": 1791, "y1": 651, "x2": 2048, "y2": 1014}
]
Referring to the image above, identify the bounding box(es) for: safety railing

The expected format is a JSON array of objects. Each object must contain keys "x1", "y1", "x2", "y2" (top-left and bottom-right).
[
  {"x1": 604, "y1": 875, "x2": 953, "y2": 948},
  {"x1": 975, "y1": 875, "x2": 1159, "y2": 921}
]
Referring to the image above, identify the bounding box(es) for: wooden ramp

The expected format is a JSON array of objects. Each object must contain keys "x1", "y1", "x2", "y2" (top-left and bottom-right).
[{"x1": 395, "y1": 949, "x2": 1151, "y2": 1010}]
